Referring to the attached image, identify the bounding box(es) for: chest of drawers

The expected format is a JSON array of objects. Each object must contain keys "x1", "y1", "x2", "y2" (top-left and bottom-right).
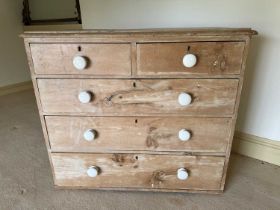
[{"x1": 22, "y1": 28, "x2": 256, "y2": 193}]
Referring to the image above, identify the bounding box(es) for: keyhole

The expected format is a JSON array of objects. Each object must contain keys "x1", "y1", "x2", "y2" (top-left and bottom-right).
[
  {"x1": 133, "y1": 82, "x2": 136, "y2": 88},
  {"x1": 135, "y1": 119, "x2": 138, "y2": 124},
  {"x1": 78, "y1": 46, "x2": 82, "y2": 51},
  {"x1": 187, "y1": 46, "x2": 191, "y2": 51},
  {"x1": 135, "y1": 156, "x2": 138, "y2": 160}
]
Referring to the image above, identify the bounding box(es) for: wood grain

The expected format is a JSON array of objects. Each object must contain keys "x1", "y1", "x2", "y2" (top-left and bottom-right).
[
  {"x1": 37, "y1": 79, "x2": 239, "y2": 116},
  {"x1": 21, "y1": 28, "x2": 257, "y2": 37},
  {"x1": 30, "y1": 43, "x2": 131, "y2": 75},
  {"x1": 51, "y1": 153, "x2": 225, "y2": 190},
  {"x1": 45, "y1": 116, "x2": 232, "y2": 153},
  {"x1": 220, "y1": 37, "x2": 252, "y2": 190},
  {"x1": 137, "y1": 42, "x2": 245, "y2": 76},
  {"x1": 21, "y1": 28, "x2": 256, "y2": 193}
]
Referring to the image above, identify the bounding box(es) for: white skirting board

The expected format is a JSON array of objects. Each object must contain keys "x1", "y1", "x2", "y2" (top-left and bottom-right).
[
  {"x1": 233, "y1": 131, "x2": 280, "y2": 166},
  {"x1": 0, "y1": 81, "x2": 33, "y2": 96},
  {"x1": 0, "y1": 81, "x2": 279, "y2": 166}
]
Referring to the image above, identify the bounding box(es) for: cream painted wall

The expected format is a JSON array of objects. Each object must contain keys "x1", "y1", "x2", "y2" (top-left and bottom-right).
[
  {"x1": 80, "y1": 0, "x2": 280, "y2": 141},
  {"x1": 0, "y1": 0, "x2": 30, "y2": 87},
  {"x1": 0, "y1": 1, "x2": 79, "y2": 88}
]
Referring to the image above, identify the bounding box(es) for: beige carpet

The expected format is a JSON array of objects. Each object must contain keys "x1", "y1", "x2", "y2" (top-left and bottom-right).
[{"x1": 0, "y1": 90, "x2": 279, "y2": 210}]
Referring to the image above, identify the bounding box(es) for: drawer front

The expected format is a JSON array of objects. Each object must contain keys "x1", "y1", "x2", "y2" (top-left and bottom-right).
[
  {"x1": 37, "y1": 79, "x2": 239, "y2": 116},
  {"x1": 137, "y1": 42, "x2": 244, "y2": 75},
  {"x1": 46, "y1": 116, "x2": 232, "y2": 153},
  {"x1": 52, "y1": 153, "x2": 224, "y2": 190},
  {"x1": 30, "y1": 43, "x2": 131, "y2": 75}
]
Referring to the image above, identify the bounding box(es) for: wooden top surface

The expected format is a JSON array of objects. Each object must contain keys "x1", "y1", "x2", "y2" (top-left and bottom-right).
[{"x1": 21, "y1": 28, "x2": 257, "y2": 38}]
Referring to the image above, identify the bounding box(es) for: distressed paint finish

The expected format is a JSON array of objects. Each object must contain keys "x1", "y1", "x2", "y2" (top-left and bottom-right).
[
  {"x1": 37, "y1": 79, "x2": 239, "y2": 116},
  {"x1": 137, "y1": 42, "x2": 245, "y2": 76},
  {"x1": 30, "y1": 43, "x2": 131, "y2": 75},
  {"x1": 46, "y1": 116, "x2": 232, "y2": 153},
  {"x1": 51, "y1": 153, "x2": 225, "y2": 190},
  {"x1": 21, "y1": 28, "x2": 256, "y2": 193}
]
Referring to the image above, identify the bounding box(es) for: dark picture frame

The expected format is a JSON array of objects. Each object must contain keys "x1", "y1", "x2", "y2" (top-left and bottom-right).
[{"x1": 22, "y1": 0, "x2": 82, "y2": 25}]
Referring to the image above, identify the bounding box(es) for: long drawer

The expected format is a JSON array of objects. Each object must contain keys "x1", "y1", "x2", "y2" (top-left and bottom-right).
[
  {"x1": 37, "y1": 79, "x2": 239, "y2": 116},
  {"x1": 137, "y1": 42, "x2": 245, "y2": 76},
  {"x1": 30, "y1": 43, "x2": 131, "y2": 75},
  {"x1": 46, "y1": 116, "x2": 232, "y2": 153},
  {"x1": 51, "y1": 153, "x2": 225, "y2": 190}
]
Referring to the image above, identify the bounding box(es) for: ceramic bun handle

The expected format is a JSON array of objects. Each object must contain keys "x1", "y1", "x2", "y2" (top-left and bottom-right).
[
  {"x1": 87, "y1": 166, "x2": 99, "y2": 177},
  {"x1": 178, "y1": 92, "x2": 192, "y2": 106},
  {"x1": 183, "y1": 54, "x2": 197, "y2": 68},
  {"x1": 178, "y1": 129, "x2": 191, "y2": 141},
  {"x1": 83, "y1": 129, "x2": 96, "y2": 141},
  {"x1": 177, "y1": 168, "x2": 189, "y2": 180},
  {"x1": 78, "y1": 91, "x2": 92, "y2": 103},
  {"x1": 73, "y1": 55, "x2": 87, "y2": 70}
]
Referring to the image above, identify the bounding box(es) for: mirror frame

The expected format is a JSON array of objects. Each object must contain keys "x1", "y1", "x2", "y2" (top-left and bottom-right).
[{"x1": 22, "y1": 0, "x2": 82, "y2": 25}]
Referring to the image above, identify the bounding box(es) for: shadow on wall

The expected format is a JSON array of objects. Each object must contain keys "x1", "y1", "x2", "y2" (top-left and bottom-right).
[{"x1": 237, "y1": 35, "x2": 263, "y2": 130}]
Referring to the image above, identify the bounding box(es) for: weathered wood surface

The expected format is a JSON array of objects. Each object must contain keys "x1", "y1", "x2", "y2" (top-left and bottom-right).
[
  {"x1": 30, "y1": 43, "x2": 131, "y2": 75},
  {"x1": 46, "y1": 116, "x2": 232, "y2": 153},
  {"x1": 21, "y1": 28, "x2": 256, "y2": 193},
  {"x1": 220, "y1": 37, "x2": 252, "y2": 190},
  {"x1": 37, "y1": 79, "x2": 239, "y2": 116},
  {"x1": 51, "y1": 153, "x2": 225, "y2": 190},
  {"x1": 137, "y1": 42, "x2": 244, "y2": 76},
  {"x1": 21, "y1": 28, "x2": 257, "y2": 37}
]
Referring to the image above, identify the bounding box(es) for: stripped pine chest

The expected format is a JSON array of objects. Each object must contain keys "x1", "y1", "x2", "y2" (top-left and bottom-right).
[{"x1": 22, "y1": 28, "x2": 256, "y2": 193}]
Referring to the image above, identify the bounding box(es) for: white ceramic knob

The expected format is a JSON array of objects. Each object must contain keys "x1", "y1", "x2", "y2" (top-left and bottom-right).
[
  {"x1": 78, "y1": 91, "x2": 92, "y2": 103},
  {"x1": 183, "y1": 54, "x2": 197, "y2": 68},
  {"x1": 83, "y1": 129, "x2": 96, "y2": 141},
  {"x1": 87, "y1": 166, "x2": 99, "y2": 177},
  {"x1": 177, "y1": 168, "x2": 189, "y2": 180},
  {"x1": 178, "y1": 92, "x2": 192, "y2": 106},
  {"x1": 178, "y1": 129, "x2": 191, "y2": 141},
  {"x1": 73, "y1": 56, "x2": 87, "y2": 70}
]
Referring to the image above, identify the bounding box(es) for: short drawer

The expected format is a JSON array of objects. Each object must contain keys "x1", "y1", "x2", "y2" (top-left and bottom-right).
[
  {"x1": 51, "y1": 153, "x2": 225, "y2": 190},
  {"x1": 37, "y1": 79, "x2": 239, "y2": 116},
  {"x1": 137, "y1": 42, "x2": 245, "y2": 76},
  {"x1": 46, "y1": 116, "x2": 232, "y2": 153},
  {"x1": 30, "y1": 43, "x2": 131, "y2": 75}
]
